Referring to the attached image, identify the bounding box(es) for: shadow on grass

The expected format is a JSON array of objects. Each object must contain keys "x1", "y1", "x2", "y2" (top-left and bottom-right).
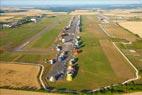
[{"x1": 72, "y1": 64, "x2": 79, "y2": 79}]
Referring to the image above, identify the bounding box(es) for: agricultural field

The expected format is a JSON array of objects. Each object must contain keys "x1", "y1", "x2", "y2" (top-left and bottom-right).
[
  {"x1": 47, "y1": 15, "x2": 135, "y2": 90},
  {"x1": 0, "y1": 15, "x2": 70, "y2": 63},
  {"x1": 99, "y1": 10, "x2": 142, "y2": 86},
  {"x1": 0, "y1": 89, "x2": 63, "y2": 95},
  {"x1": 0, "y1": 63, "x2": 41, "y2": 89},
  {"x1": 102, "y1": 9, "x2": 142, "y2": 18},
  {"x1": 116, "y1": 40, "x2": 142, "y2": 83},
  {"x1": 1, "y1": 9, "x2": 48, "y2": 17},
  {"x1": 0, "y1": 11, "x2": 141, "y2": 94},
  {"x1": 118, "y1": 21, "x2": 142, "y2": 38},
  {"x1": 101, "y1": 23, "x2": 138, "y2": 42},
  {"x1": 0, "y1": 15, "x2": 15, "y2": 22},
  {"x1": 123, "y1": 92, "x2": 142, "y2": 95}
]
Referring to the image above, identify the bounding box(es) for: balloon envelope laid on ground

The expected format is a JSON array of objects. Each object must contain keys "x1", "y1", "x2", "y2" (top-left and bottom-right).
[
  {"x1": 49, "y1": 76, "x2": 55, "y2": 82},
  {"x1": 66, "y1": 73, "x2": 72, "y2": 81}
]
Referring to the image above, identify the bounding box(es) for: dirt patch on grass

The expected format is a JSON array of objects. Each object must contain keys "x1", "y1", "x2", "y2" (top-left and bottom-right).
[
  {"x1": 0, "y1": 62, "x2": 41, "y2": 89},
  {"x1": 119, "y1": 21, "x2": 142, "y2": 38},
  {"x1": 100, "y1": 40, "x2": 135, "y2": 80}
]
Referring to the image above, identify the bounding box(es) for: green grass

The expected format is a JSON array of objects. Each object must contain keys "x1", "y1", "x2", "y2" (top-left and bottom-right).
[
  {"x1": 0, "y1": 15, "x2": 70, "y2": 63},
  {"x1": 118, "y1": 40, "x2": 142, "y2": 49},
  {"x1": 117, "y1": 40, "x2": 142, "y2": 84},
  {"x1": 130, "y1": 40, "x2": 142, "y2": 49},
  {"x1": 16, "y1": 54, "x2": 41, "y2": 63},
  {"x1": 48, "y1": 15, "x2": 120, "y2": 90},
  {"x1": 0, "y1": 52, "x2": 20, "y2": 62},
  {"x1": 0, "y1": 16, "x2": 61, "y2": 50},
  {"x1": 30, "y1": 16, "x2": 70, "y2": 48}
]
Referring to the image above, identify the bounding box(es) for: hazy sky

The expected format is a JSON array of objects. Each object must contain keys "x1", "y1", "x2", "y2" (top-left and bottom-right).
[{"x1": 1, "y1": 0, "x2": 142, "y2": 6}]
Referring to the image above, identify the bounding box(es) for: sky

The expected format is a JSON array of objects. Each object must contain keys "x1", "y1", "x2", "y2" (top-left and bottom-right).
[{"x1": 1, "y1": 0, "x2": 142, "y2": 6}]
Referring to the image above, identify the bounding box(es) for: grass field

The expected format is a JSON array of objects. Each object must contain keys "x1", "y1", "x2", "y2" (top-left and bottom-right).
[
  {"x1": 26, "y1": 15, "x2": 70, "y2": 49},
  {"x1": 0, "y1": 16, "x2": 60, "y2": 50},
  {"x1": 47, "y1": 15, "x2": 135, "y2": 90},
  {"x1": 100, "y1": 40, "x2": 135, "y2": 80},
  {"x1": 0, "y1": 63, "x2": 41, "y2": 89},
  {"x1": 116, "y1": 40, "x2": 142, "y2": 83},
  {"x1": 0, "y1": 15, "x2": 70, "y2": 63},
  {"x1": 0, "y1": 14, "x2": 140, "y2": 93}
]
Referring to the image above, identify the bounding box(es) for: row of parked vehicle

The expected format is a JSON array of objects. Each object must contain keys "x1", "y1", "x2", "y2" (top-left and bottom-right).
[{"x1": 47, "y1": 16, "x2": 82, "y2": 82}]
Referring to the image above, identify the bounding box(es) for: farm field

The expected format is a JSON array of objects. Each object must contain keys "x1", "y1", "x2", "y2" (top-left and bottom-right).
[
  {"x1": 103, "y1": 9, "x2": 142, "y2": 18},
  {"x1": 118, "y1": 21, "x2": 142, "y2": 38},
  {"x1": 123, "y1": 92, "x2": 142, "y2": 95},
  {"x1": 0, "y1": 15, "x2": 15, "y2": 22},
  {"x1": 0, "y1": 89, "x2": 141, "y2": 95},
  {"x1": 0, "y1": 89, "x2": 64, "y2": 95},
  {"x1": 1, "y1": 9, "x2": 48, "y2": 17},
  {"x1": 102, "y1": 23, "x2": 138, "y2": 42},
  {"x1": 0, "y1": 15, "x2": 71, "y2": 92},
  {"x1": 0, "y1": 62, "x2": 41, "y2": 89},
  {"x1": 47, "y1": 15, "x2": 135, "y2": 90},
  {"x1": 0, "y1": 12, "x2": 141, "y2": 94}
]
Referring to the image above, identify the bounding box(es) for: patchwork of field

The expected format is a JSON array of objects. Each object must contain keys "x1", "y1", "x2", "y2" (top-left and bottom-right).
[
  {"x1": 0, "y1": 88, "x2": 141, "y2": 95},
  {"x1": 0, "y1": 16, "x2": 15, "y2": 22},
  {"x1": 0, "y1": 13, "x2": 140, "y2": 93},
  {"x1": 0, "y1": 63, "x2": 41, "y2": 89},
  {"x1": 103, "y1": 9, "x2": 142, "y2": 18},
  {"x1": 118, "y1": 21, "x2": 142, "y2": 38},
  {"x1": 102, "y1": 24, "x2": 138, "y2": 42},
  {"x1": 0, "y1": 15, "x2": 71, "y2": 91},
  {"x1": 117, "y1": 40, "x2": 142, "y2": 83},
  {"x1": 0, "y1": 15, "x2": 70, "y2": 63},
  {"x1": 1, "y1": 9, "x2": 48, "y2": 17},
  {"x1": 47, "y1": 15, "x2": 135, "y2": 90}
]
